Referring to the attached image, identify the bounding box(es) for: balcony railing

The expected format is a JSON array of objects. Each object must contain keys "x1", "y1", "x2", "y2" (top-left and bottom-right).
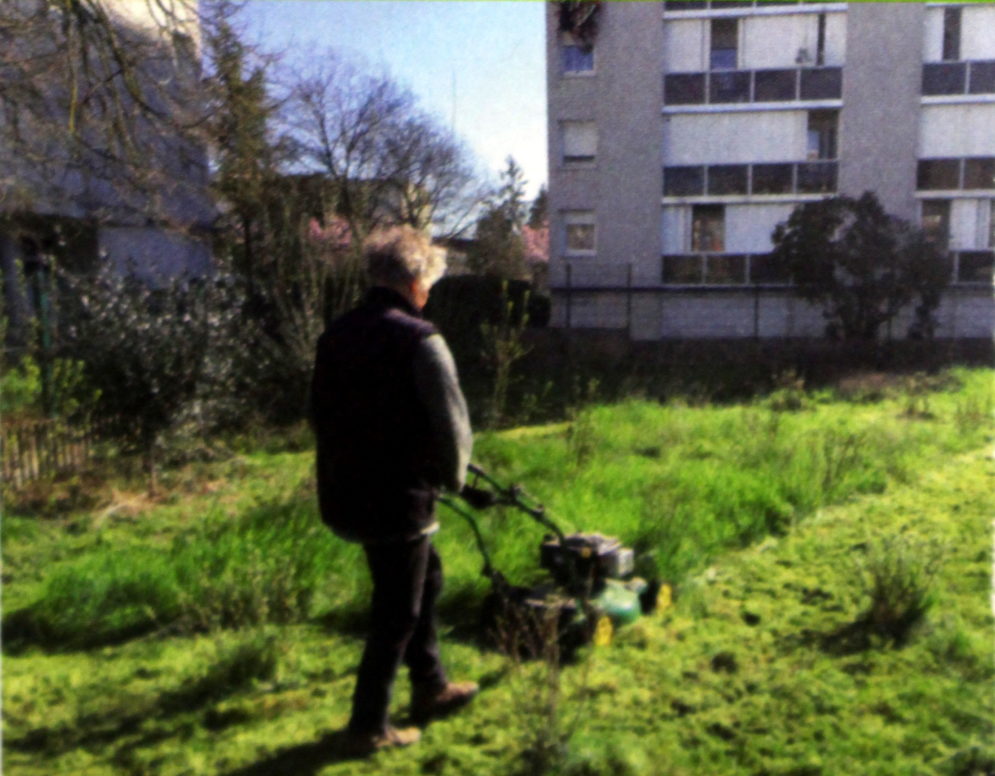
[
  {"x1": 662, "y1": 253, "x2": 791, "y2": 286},
  {"x1": 664, "y1": 1, "x2": 836, "y2": 11},
  {"x1": 953, "y1": 250, "x2": 995, "y2": 285},
  {"x1": 665, "y1": 66, "x2": 842, "y2": 106},
  {"x1": 659, "y1": 250, "x2": 993, "y2": 287},
  {"x1": 922, "y1": 60, "x2": 995, "y2": 96},
  {"x1": 664, "y1": 161, "x2": 837, "y2": 197},
  {"x1": 917, "y1": 157, "x2": 995, "y2": 190}
]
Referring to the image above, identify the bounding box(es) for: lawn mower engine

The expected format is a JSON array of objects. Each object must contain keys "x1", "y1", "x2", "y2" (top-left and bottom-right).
[
  {"x1": 540, "y1": 532, "x2": 634, "y2": 596},
  {"x1": 450, "y1": 467, "x2": 668, "y2": 657}
]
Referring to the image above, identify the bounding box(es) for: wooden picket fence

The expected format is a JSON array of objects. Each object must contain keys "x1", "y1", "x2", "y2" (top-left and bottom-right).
[{"x1": 1, "y1": 416, "x2": 101, "y2": 488}]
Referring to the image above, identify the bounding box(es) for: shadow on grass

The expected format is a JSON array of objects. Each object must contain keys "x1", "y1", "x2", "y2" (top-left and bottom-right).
[
  {"x1": 317, "y1": 582, "x2": 495, "y2": 652},
  {"x1": 1, "y1": 607, "x2": 160, "y2": 656},
  {"x1": 5, "y1": 636, "x2": 276, "y2": 756},
  {"x1": 219, "y1": 731, "x2": 389, "y2": 775}
]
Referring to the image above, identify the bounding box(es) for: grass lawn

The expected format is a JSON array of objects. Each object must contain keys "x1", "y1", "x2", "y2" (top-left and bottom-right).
[{"x1": 3, "y1": 369, "x2": 993, "y2": 775}]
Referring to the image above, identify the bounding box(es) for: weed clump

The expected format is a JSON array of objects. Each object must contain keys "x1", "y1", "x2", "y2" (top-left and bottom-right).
[{"x1": 845, "y1": 533, "x2": 943, "y2": 648}]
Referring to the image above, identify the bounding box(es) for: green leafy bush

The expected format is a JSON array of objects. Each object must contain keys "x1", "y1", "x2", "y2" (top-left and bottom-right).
[
  {"x1": 0, "y1": 355, "x2": 42, "y2": 415},
  {"x1": 59, "y1": 267, "x2": 246, "y2": 487}
]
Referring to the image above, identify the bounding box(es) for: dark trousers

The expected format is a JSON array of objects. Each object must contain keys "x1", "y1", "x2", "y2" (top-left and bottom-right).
[{"x1": 349, "y1": 535, "x2": 447, "y2": 734}]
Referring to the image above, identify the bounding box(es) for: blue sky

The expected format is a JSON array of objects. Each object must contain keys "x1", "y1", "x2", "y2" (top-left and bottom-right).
[{"x1": 240, "y1": 1, "x2": 548, "y2": 199}]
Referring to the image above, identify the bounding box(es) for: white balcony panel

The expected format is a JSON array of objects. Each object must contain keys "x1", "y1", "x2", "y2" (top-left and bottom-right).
[
  {"x1": 923, "y1": 8, "x2": 944, "y2": 63},
  {"x1": 727, "y1": 203, "x2": 795, "y2": 253},
  {"x1": 740, "y1": 12, "x2": 845, "y2": 70},
  {"x1": 663, "y1": 112, "x2": 805, "y2": 164},
  {"x1": 919, "y1": 104, "x2": 995, "y2": 157},
  {"x1": 664, "y1": 19, "x2": 706, "y2": 73},
  {"x1": 662, "y1": 205, "x2": 688, "y2": 255},
  {"x1": 824, "y1": 13, "x2": 847, "y2": 67},
  {"x1": 925, "y1": 6, "x2": 995, "y2": 62},
  {"x1": 949, "y1": 199, "x2": 993, "y2": 252},
  {"x1": 963, "y1": 6, "x2": 995, "y2": 60},
  {"x1": 742, "y1": 15, "x2": 811, "y2": 70}
]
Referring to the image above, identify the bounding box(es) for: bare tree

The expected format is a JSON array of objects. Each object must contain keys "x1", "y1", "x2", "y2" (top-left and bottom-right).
[{"x1": 279, "y1": 53, "x2": 484, "y2": 243}]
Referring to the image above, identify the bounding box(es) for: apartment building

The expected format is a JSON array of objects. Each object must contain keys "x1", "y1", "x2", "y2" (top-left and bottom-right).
[{"x1": 546, "y1": 2, "x2": 995, "y2": 339}]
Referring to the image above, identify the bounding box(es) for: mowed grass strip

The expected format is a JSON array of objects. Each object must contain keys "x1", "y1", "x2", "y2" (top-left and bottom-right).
[
  {"x1": 2, "y1": 393, "x2": 992, "y2": 775},
  {"x1": 3, "y1": 369, "x2": 991, "y2": 652}
]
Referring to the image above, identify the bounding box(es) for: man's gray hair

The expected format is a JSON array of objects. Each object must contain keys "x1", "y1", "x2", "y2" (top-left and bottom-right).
[{"x1": 364, "y1": 225, "x2": 447, "y2": 289}]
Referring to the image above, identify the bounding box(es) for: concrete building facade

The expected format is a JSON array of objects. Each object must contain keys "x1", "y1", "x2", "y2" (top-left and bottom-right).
[
  {"x1": 546, "y1": 1, "x2": 995, "y2": 340},
  {"x1": 1, "y1": 0, "x2": 213, "y2": 338}
]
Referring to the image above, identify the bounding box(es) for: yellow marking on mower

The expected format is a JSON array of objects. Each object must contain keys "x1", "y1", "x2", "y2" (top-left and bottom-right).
[
  {"x1": 593, "y1": 616, "x2": 613, "y2": 647},
  {"x1": 656, "y1": 583, "x2": 673, "y2": 613}
]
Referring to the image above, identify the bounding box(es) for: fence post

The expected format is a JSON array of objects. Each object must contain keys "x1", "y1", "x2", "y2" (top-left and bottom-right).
[
  {"x1": 626, "y1": 263, "x2": 633, "y2": 335},
  {"x1": 565, "y1": 262, "x2": 573, "y2": 330}
]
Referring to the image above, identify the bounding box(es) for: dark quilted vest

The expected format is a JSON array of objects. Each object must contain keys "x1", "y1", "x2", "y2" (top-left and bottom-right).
[{"x1": 311, "y1": 287, "x2": 440, "y2": 543}]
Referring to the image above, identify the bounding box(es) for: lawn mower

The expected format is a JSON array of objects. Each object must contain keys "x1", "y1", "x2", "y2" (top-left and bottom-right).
[{"x1": 440, "y1": 464, "x2": 671, "y2": 658}]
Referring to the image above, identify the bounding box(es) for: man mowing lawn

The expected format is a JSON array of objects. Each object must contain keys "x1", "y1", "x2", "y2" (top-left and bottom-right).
[{"x1": 310, "y1": 225, "x2": 478, "y2": 755}]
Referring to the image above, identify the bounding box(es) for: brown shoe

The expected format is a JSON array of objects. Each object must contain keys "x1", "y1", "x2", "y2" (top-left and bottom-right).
[
  {"x1": 341, "y1": 725, "x2": 421, "y2": 756},
  {"x1": 411, "y1": 680, "x2": 479, "y2": 723}
]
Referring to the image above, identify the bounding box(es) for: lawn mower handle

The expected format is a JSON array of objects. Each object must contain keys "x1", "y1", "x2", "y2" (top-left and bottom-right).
[{"x1": 463, "y1": 463, "x2": 566, "y2": 544}]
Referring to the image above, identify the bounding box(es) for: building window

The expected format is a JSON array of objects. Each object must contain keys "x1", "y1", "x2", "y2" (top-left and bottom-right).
[
  {"x1": 707, "y1": 165, "x2": 748, "y2": 195},
  {"x1": 664, "y1": 166, "x2": 705, "y2": 196},
  {"x1": 664, "y1": 0, "x2": 707, "y2": 10},
  {"x1": 710, "y1": 71, "x2": 750, "y2": 103},
  {"x1": 754, "y1": 69, "x2": 796, "y2": 101},
  {"x1": 562, "y1": 44, "x2": 594, "y2": 74},
  {"x1": 797, "y1": 162, "x2": 837, "y2": 194},
  {"x1": 942, "y1": 7, "x2": 961, "y2": 62},
  {"x1": 923, "y1": 62, "x2": 967, "y2": 95},
  {"x1": 710, "y1": 18, "x2": 738, "y2": 71},
  {"x1": 918, "y1": 159, "x2": 961, "y2": 190},
  {"x1": 705, "y1": 254, "x2": 746, "y2": 284},
  {"x1": 752, "y1": 163, "x2": 793, "y2": 195},
  {"x1": 662, "y1": 255, "x2": 703, "y2": 284},
  {"x1": 957, "y1": 251, "x2": 994, "y2": 284},
  {"x1": 691, "y1": 205, "x2": 724, "y2": 252},
  {"x1": 664, "y1": 73, "x2": 706, "y2": 105},
  {"x1": 964, "y1": 158, "x2": 995, "y2": 189},
  {"x1": 922, "y1": 200, "x2": 951, "y2": 248},
  {"x1": 564, "y1": 211, "x2": 595, "y2": 255},
  {"x1": 970, "y1": 61, "x2": 995, "y2": 94},
  {"x1": 807, "y1": 110, "x2": 838, "y2": 160},
  {"x1": 799, "y1": 67, "x2": 842, "y2": 99},
  {"x1": 561, "y1": 121, "x2": 597, "y2": 165}
]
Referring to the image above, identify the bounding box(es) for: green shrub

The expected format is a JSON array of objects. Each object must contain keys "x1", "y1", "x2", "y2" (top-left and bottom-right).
[
  {"x1": 854, "y1": 533, "x2": 943, "y2": 646},
  {"x1": 0, "y1": 355, "x2": 42, "y2": 415}
]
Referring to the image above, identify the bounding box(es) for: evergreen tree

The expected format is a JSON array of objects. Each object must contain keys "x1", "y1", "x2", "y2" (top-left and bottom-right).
[{"x1": 468, "y1": 157, "x2": 528, "y2": 278}]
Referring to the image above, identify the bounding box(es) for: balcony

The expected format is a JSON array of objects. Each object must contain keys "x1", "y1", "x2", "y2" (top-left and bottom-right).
[
  {"x1": 917, "y1": 158, "x2": 995, "y2": 190},
  {"x1": 663, "y1": 1, "x2": 842, "y2": 12},
  {"x1": 922, "y1": 60, "x2": 995, "y2": 96},
  {"x1": 953, "y1": 250, "x2": 995, "y2": 285},
  {"x1": 665, "y1": 66, "x2": 842, "y2": 107},
  {"x1": 661, "y1": 253, "x2": 791, "y2": 286},
  {"x1": 660, "y1": 250, "x2": 994, "y2": 287},
  {"x1": 664, "y1": 161, "x2": 838, "y2": 197}
]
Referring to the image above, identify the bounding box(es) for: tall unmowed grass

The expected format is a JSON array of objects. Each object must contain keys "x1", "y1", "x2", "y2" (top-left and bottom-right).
[
  {"x1": 465, "y1": 368, "x2": 992, "y2": 586},
  {"x1": 6, "y1": 368, "x2": 991, "y2": 651},
  {"x1": 5, "y1": 499, "x2": 361, "y2": 650}
]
